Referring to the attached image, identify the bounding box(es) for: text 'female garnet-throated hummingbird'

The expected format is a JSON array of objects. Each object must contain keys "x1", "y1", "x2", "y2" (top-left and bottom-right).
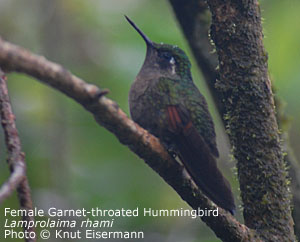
[{"x1": 125, "y1": 16, "x2": 235, "y2": 214}]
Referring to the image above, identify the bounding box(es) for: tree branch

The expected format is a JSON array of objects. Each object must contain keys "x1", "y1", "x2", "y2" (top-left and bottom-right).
[
  {"x1": 205, "y1": 0, "x2": 295, "y2": 241},
  {"x1": 0, "y1": 70, "x2": 36, "y2": 242},
  {"x1": 0, "y1": 37, "x2": 258, "y2": 241},
  {"x1": 168, "y1": 1, "x2": 299, "y2": 238}
]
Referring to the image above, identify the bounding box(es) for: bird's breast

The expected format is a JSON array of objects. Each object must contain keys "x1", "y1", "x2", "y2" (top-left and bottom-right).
[{"x1": 129, "y1": 77, "x2": 171, "y2": 139}]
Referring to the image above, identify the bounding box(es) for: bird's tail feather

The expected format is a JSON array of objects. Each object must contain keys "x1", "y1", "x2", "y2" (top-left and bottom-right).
[{"x1": 174, "y1": 126, "x2": 236, "y2": 214}]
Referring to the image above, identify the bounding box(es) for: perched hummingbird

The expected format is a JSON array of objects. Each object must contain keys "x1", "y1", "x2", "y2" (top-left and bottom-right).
[{"x1": 126, "y1": 16, "x2": 235, "y2": 214}]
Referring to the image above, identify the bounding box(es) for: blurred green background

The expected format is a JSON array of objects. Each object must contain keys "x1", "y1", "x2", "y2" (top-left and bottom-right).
[{"x1": 0, "y1": 0, "x2": 299, "y2": 241}]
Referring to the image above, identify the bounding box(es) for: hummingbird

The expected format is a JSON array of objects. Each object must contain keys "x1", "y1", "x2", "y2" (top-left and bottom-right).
[{"x1": 125, "y1": 16, "x2": 235, "y2": 215}]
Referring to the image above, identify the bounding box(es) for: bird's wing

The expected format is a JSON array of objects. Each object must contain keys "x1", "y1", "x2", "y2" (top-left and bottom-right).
[
  {"x1": 166, "y1": 105, "x2": 235, "y2": 214},
  {"x1": 184, "y1": 88, "x2": 219, "y2": 158}
]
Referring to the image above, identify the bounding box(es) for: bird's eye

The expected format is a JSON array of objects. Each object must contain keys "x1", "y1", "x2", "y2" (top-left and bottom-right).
[
  {"x1": 160, "y1": 52, "x2": 176, "y2": 66},
  {"x1": 160, "y1": 52, "x2": 172, "y2": 61}
]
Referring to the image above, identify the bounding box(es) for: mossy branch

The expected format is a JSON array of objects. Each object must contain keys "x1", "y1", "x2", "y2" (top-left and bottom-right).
[
  {"x1": 169, "y1": 1, "x2": 299, "y2": 239},
  {"x1": 205, "y1": 0, "x2": 295, "y2": 241}
]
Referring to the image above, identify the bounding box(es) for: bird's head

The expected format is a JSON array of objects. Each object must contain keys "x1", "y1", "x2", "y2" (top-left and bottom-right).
[{"x1": 125, "y1": 16, "x2": 192, "y2": 80}]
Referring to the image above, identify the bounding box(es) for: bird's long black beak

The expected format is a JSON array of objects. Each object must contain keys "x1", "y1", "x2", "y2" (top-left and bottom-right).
[{"x1": 125, "y1": 15, "x2": 154, "y2": 48}]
